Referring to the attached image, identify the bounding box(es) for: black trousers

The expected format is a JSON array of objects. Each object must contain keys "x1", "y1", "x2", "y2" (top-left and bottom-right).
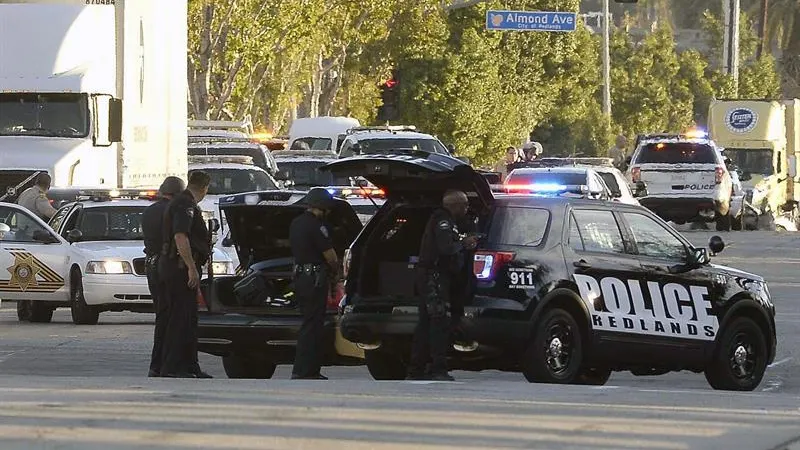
[
  {"x1": 409, "y1": 271, "x2": 452, "y2": 376},
  {"x1": 292, "y1": 271, "x2": 328, "y2": 377},
  {"x1": 146, "y1": 257, "x2": 167, "y2": 373},
  {"x1": 159, "y1": 260, "x2": 200, "y2": 375}
]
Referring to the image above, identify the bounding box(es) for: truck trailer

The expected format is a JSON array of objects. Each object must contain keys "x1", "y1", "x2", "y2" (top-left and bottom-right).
[
  {"x1": 0, "y1": 0, "x2": 188, "y2": 199},
  {"x1": 708, "y1": 99, "x2": 800, "y2": 230}
]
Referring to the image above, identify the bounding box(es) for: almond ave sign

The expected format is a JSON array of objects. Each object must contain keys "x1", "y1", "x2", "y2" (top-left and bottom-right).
[{"x1": 485, "y1": 10, "x2": 578, "y2": 32}]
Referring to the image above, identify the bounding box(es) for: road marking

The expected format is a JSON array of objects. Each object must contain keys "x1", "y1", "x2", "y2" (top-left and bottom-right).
[
  {"x1": 0, "y1": 351, "x2": 16, "y2": 363},
  {"x1": 762, "y1": 379, "x2": 783, "y2": 392},
  {"x1": 591, "y1": 385, "x2": 619, "y2": 390},
  {"x1": 768, "y1": 357, "x2": 793, "y2": 368}
]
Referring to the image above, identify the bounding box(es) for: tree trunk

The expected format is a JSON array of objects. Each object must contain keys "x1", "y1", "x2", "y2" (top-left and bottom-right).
[
  {"x1": 308, "y1": 50, "x2": 325, "y2": 118},
  {"x1": 188, "y1": 3, "x2": 214, "y2": 120}
]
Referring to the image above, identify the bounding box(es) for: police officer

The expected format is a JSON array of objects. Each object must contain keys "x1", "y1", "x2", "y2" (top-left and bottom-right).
[
  {"x1": 17, "y1": 173, "x2": 57, "y2": 220},
  {"x1": 289, "y1": 187, "x2": 339, "y2": 380},
  {"x1": 141, "y1": 176, "x2": 185, "y2": 377},
  {"x1": 408, "y1": 190, "x2": 479, "y2": 381},
  {"x1": 159, "y1": 171, "x2": 213, "y2": 378}
]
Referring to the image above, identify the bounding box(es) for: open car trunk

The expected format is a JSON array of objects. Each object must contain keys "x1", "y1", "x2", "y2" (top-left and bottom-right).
[{"x1": 203, "y1": 192, "x2": 361, "y2": 314}]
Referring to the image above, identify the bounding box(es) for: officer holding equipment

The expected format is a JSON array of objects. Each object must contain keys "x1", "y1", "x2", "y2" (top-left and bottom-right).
[
  {"x1": 288, "y1": 187, "x2": 339, "y2": 380},
  {"x1": 141, "y1": 176, "x2": 185, "y2": 377},
  {"x1": 408, "y1": 190, "x2": 479, "y2": 381},
  {"x1": 159, "y1": 171, "x2": 213, "y2": 378}
]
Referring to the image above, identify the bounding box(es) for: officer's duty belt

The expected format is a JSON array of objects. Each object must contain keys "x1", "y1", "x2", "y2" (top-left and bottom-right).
[{"x1": 294, "y1": 263, "x2": 324, "y2": 275}]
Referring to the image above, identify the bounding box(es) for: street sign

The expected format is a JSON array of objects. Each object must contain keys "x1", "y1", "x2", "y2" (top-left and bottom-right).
[{"x1": 485, "y1": 10, "x2": 577, "y2": 32}]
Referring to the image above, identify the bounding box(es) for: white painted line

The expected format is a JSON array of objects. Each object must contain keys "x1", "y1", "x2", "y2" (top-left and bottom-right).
[
  {"x1": 761, "y1": 379, "x2": 783, "y2": 392},
  {"x1": 768, "y1": 357, "x2": 793, "y2": 368},
  {"x1": 591, "y1": 385, "x2": 619, "y2": 390}
]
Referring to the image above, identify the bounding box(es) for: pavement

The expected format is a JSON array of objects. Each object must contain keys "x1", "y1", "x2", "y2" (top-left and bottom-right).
[{"x1": 0, "y1": 230, "x2": 798, "y2": 449}]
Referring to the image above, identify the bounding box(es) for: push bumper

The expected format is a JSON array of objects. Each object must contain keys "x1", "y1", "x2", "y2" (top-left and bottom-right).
[{"x1": 197, "y1": 313, "x2": 363, "y2": 364}]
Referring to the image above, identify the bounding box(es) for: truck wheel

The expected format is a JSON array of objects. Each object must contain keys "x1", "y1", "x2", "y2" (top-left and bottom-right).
[
  {"x1": 522, "y1": 308, "x2": 584, "y2": 384},
  {"x1": 28, "y1": 302, "x2": 54, "y2": 323},
  {"x1": 364, "y1": 349, "x2": 407, "y2": 380},
  {"x1": 70, "y1": 272, "x2": 99, "y2": 325},
  {"x1": 704, "y1": 317, "x2": 768, "y2": 391},
  {"x1": 715, "y1": 213, "x2": 731, "y2": 231},
  {"x1": 576, "y1": 367, "x2": 611, "y2": 385},
  {"x1": 222, "y1": 354, "x2": 276, "y2": 379},
  {"x1": 16, "y1": 300, "x2": 31, "y2": 322}
]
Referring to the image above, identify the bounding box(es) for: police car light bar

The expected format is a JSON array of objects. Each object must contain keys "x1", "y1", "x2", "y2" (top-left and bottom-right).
[
  {"x1": 188, "y1": 117, "x2": 253, "y2": 134},
  {"x1": 326, "y1": 186, "x2": 386, "y2": 199},
  {"x1": 347, "y1": 125, "x2": 417, "y2": 134},
  {"x1": 538, "y1": 157, "x2": 614, "y2": 167},
  {"x1": 188, "y1": 155, "x2": 255, "y2": 165},
  {"x1": 504, "y1": 183, "x2": 590, "y2": 195},
  {"x1": 74, "y1": 188, "x2": 159, "y2": 201}
]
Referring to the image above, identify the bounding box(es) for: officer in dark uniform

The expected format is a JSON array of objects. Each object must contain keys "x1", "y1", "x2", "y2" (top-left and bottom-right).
[
  {"x1": 408, "y1": 190, "x2": 479, "y2": 381},
  {"x1": 289, "y1": 187, "x2": 339, "y2": 380},
  {"x1": 141, "y1": 176, "x2": 185, "y2": 377},
  {"x1": 159, "y1": 171, "x2": 213, "y2": 378}
]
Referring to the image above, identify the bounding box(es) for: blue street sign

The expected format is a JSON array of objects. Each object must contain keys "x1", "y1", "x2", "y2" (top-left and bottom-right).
[{"x1": 485, "y1": 10, "x2": 578, "y2": 32}]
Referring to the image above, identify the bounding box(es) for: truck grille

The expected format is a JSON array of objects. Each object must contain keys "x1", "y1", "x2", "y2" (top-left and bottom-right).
[
  {"x1": 0, "y1": 170, "x2": 41, "y2": 202},
  {"x1": 132, "y1": 258, "x2": 147, "y2": 276}
]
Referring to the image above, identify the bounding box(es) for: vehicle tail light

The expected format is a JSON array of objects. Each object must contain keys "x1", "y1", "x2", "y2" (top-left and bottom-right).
[
  {"x1": 343, "y1": 248, "x2": 352, "y2": 279},
  {"x1": 197, "y1": 289, "x2": 208, "y2": 312},
  {"x1": 327, "y1": 282, "x2": 345, "y2": 312},
  {"x1": 715, "y1": 166, "x2": 724, "y2": 184},
  {"x1": 474, "y1": 251, "x2": 515, "y2": 280},
  {"x1": 631, "y1": 166, "x2": 641, "y2": 183}
]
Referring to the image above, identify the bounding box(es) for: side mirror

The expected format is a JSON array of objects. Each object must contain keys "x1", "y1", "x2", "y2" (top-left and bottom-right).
[
  {"x1": 207, "y1": 218, "x2": 220, "y2": 234},
  {"x1": 273, "y1": 170, "x2": 290, "y2": 181},
  {"x1": 66, "y1": 229, "x2": 82, "y2": 243},
  {"x1": 633, "y1": 181, "x2": 648, "y2": 198},
  {"x1": 282, "y1": 179, "x2": 295, "y2": 188},
  {"x1": 689, "y1": 247, "x2": 711, "y2": 267},
  {"x1": 708, "y1": 235, "x2": 725, "y2": 255},
  {"x1": 32, "y1": 229, "x2": 58, "y2": 244},
  {"x1": 108, "y1": 98, "x2": 122, "y2": 142},
  {"x1": 447, "y1": 144, "x2": 456, "y2": 154},
  {"x1": 91, "y1": 95, "x2": 122, "y2": 146}
]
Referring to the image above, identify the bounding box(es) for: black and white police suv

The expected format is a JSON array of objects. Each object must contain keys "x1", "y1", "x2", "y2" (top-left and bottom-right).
[
  {"x1": 324, "y1": 153, "x2": 776, "y2": 390},
  {"x1": 196, "y1": 189, "x2": 364, "y2": 378}
]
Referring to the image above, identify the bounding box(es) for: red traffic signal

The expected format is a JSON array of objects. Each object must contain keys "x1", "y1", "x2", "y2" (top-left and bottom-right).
[{"x1": 383, "y1": 78, "x2": 397, "y2": 89}]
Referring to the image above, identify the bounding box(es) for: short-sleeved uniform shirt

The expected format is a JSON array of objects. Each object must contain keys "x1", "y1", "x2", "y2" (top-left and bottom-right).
[
  {"x1": 289, "y1": 211, "x2": 333, "y2": 265},
  {"x1": 142, "y1": 198, "x2": 169, "y2": 257},
  {"x1": 165, "y1": 190, "x2": 210, "y2": 263},
  {"x1": 417, "y1": 208, "x2": 466, "y2": 274},
  {"x1": 17, "y1": 186, "x2": 57, "y2": 220}
]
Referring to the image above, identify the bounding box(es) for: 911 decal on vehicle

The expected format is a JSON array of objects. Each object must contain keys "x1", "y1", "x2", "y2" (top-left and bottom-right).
[
  {"x1": 574, "y1": 274, "x2": 719, "y2": 341},
  {"x1": 508, "y1": 267, "x2": 536, "y2": 289}
]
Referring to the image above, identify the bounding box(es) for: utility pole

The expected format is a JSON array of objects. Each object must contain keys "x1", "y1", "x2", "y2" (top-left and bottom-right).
[
  {"x1": 602, "y1": 0, "x2": 612, "y2": 117},
  {"x1": 722, "y1": 0, "x2": 741, "y2": 95},
  {"x1": 756, "y1": 0, "x2": 769, "y2": 59}
]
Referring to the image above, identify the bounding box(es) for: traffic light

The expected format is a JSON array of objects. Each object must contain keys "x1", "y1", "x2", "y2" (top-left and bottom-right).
[{"x1": 377, "y1": 70, "x2": 399, "y2": 122}]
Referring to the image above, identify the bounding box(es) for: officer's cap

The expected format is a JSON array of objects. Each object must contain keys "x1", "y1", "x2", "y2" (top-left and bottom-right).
[
  {"x1": 158, "y1": 176, "x2": 185, "y2": 197},
  {"x1": 303, "y1": 187, "x2": 336, "y2": 210}
]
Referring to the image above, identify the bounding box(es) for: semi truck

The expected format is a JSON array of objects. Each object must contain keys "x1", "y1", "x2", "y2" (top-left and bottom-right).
[
  {"x1": 708, "y1": 99, "x2": 800, "y2": 230},
  {"x1": 0, "y1": 0, "x2": 188, "y2": 200}
]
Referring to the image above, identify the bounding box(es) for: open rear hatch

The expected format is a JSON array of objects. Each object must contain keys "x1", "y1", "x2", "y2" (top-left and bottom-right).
[{"x1": 203, "y1": 190, "x2": 362, "y2": 314}]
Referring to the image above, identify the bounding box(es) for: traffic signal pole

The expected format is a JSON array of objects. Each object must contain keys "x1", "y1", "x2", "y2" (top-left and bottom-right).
[
  {"x1": 722, "y1": 0, "x2": 741, "y2": 95},
  {"x1": 602, "y1": 0, "x2": 612, "y2": 118}
]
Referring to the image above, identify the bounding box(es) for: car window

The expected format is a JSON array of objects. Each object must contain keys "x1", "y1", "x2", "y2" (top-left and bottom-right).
[
  {"x1": 48, "y1": 206, "x2": 72, "y2": 232},
  {"x1": 597, "y1": 172, "x2": 621, "y2": 196},
  {"x1": 291, "y1": 137, "x2": 331, "y2": 151},
  {"x1": 357, "y1": 138, "x2": 448, "y2": 155},
  {"x1": 568, "y1": 213, "x2": 584, "y2": 252},
  {"x1": 635, "y1": 143, "x2": 717, "y2": 164},
  {"x1": 0, "y1": 205, "x2": 50, "y2": 242},
  {"x1": 276, "y1": 160, "x2": 350, "y2": 188},
  {"x1": 622, "y1": 213, "x2": 687, "y2": 261},
  {"x1": 488, "y1": 207, "x2": 549, "y2": 247},
  {"x1": 571, "y1": 209, "x2": 625, "y2": 254},
  {"x1": 198, "y1": 168, "x2": 278, "y2": 195}
]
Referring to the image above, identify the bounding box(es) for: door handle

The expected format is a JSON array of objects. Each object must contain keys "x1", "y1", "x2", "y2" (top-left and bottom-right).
[
  {"x1": 643, "y1": 264, "x2": 664, "y2": 272},
  {"x1": 573, "y1": 260, "x2": 591, "y2": 269}
]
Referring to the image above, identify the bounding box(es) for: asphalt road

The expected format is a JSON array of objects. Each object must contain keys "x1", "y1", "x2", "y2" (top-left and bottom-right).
[{"x1": 0, "y1": 230, "x2": 798, "y2": 449}]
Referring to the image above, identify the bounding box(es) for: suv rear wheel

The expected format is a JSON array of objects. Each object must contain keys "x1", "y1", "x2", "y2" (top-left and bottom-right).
[
  {"x1": 222, "y1": 354, "x2": 277, "y2": 379},
  {"x1": 522, "y1": 308, "x2": 584, "y2": 384},
  {"x1": 364, "y1": 349, "x2": 407, "y2": 380},
  {"x1": 704, "y1": 317, "x2": 768, "y2": 391}
]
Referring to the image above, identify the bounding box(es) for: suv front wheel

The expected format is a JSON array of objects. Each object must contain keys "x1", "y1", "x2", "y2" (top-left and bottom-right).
[
  {"x1": 522, "y1": 308, "x2": 584, "y2": 384},
  {"x1": 704, "y1": 317, "x2": 768, "y2": 391}
]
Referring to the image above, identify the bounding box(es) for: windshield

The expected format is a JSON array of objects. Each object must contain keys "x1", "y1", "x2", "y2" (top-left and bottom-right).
[
  {"x1": 724, "y1": 148, "x2": 774, "y2": 176},
  {"x1": 636, "y1": 143, "x2": 717, "y2": 164},
  {"x1": 0, "y1": 93, "x2": 89, "y2": 138},
  {"x1": 200, "y1": 168, "x2": 278, "y2": 195},
  {"x1": 277, "y1": 160, "x2": 351, "y2": 188},
  {"x1": 342, "y1": 137, "x2": 449, "y2": 157},
  {"x1": 597, "y1": 172, "x2": 621, "y2": 196},
  {"x1": 290, "y1": 137, "x2": 332, "y2": 151},
  {"x1": 506, "y1": 171, "x2": 586, "y2": 186},
  {"x1": 77, "y1": 207, "x2": 144, "y2": 241}
]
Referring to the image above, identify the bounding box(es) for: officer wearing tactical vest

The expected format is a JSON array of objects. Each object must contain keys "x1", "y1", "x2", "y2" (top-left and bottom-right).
[
  {"x1": 16, "y1": 173, "x2": 57, "y2": 220},
  {"x1": 159, "y1": 171, "x2": 213, "y2": 378},
  {"x1": 288, "y1": 187, "x2": 339, "y2": 380},
  {"x1": 408, "y1": 190, "x2": 479, "y2": 381},
  {"x1": 141, "y1": 176, "x2": 185, "y2": 377}
]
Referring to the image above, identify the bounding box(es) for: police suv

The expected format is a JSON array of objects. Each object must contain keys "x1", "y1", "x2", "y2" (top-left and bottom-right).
[
  {"x1": 337, "y1": 126, "x2": 452, "y2": 159},
  {"x1": 325, "y1": 152, "x2": 776, "y2": 391},
  {"x1": 626, "y1": 132, "x2": 735, "y2": 230},
  {"x1": 0, "y1": 190, "x2": 234, "y2": 325}
]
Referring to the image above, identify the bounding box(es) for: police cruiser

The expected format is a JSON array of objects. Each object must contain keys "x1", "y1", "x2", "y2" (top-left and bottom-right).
[
  {"x1": 626, "y1": 131, "x2": 735, "y2": 230},
  {"x1": 337, "y1": 126, "x2": 453, "y2": 158},
  {"x1": 324, "y1": 152, "x2": 776, "y2": 391},
  {"x1": 0, "y1": 189, "x2": 234, "y2": 325}
]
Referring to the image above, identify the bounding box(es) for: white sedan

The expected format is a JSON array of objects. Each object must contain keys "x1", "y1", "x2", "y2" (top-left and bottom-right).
[{"x1": 0, "y1": 197, "x2": 233, "y2": 325}]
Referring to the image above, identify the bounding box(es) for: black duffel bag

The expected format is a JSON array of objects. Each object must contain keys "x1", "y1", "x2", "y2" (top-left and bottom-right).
[{"x1": 233, "y1": 270, "x2": 269, "y2": 306}]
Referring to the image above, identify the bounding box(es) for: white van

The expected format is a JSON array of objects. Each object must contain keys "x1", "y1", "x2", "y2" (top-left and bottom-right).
[{"x1": 287, "y1": 117, "x2": 360, "y2": 152}]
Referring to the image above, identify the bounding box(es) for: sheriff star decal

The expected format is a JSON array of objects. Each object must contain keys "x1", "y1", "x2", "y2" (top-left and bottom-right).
[{"x1": 1, "y1": 250, "x2": 64, "y2": 293}]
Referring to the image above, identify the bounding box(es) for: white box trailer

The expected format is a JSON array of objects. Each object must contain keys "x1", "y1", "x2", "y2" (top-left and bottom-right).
[{"x1": 0, "y1": 0, "x2": 187, "y2": 199}]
